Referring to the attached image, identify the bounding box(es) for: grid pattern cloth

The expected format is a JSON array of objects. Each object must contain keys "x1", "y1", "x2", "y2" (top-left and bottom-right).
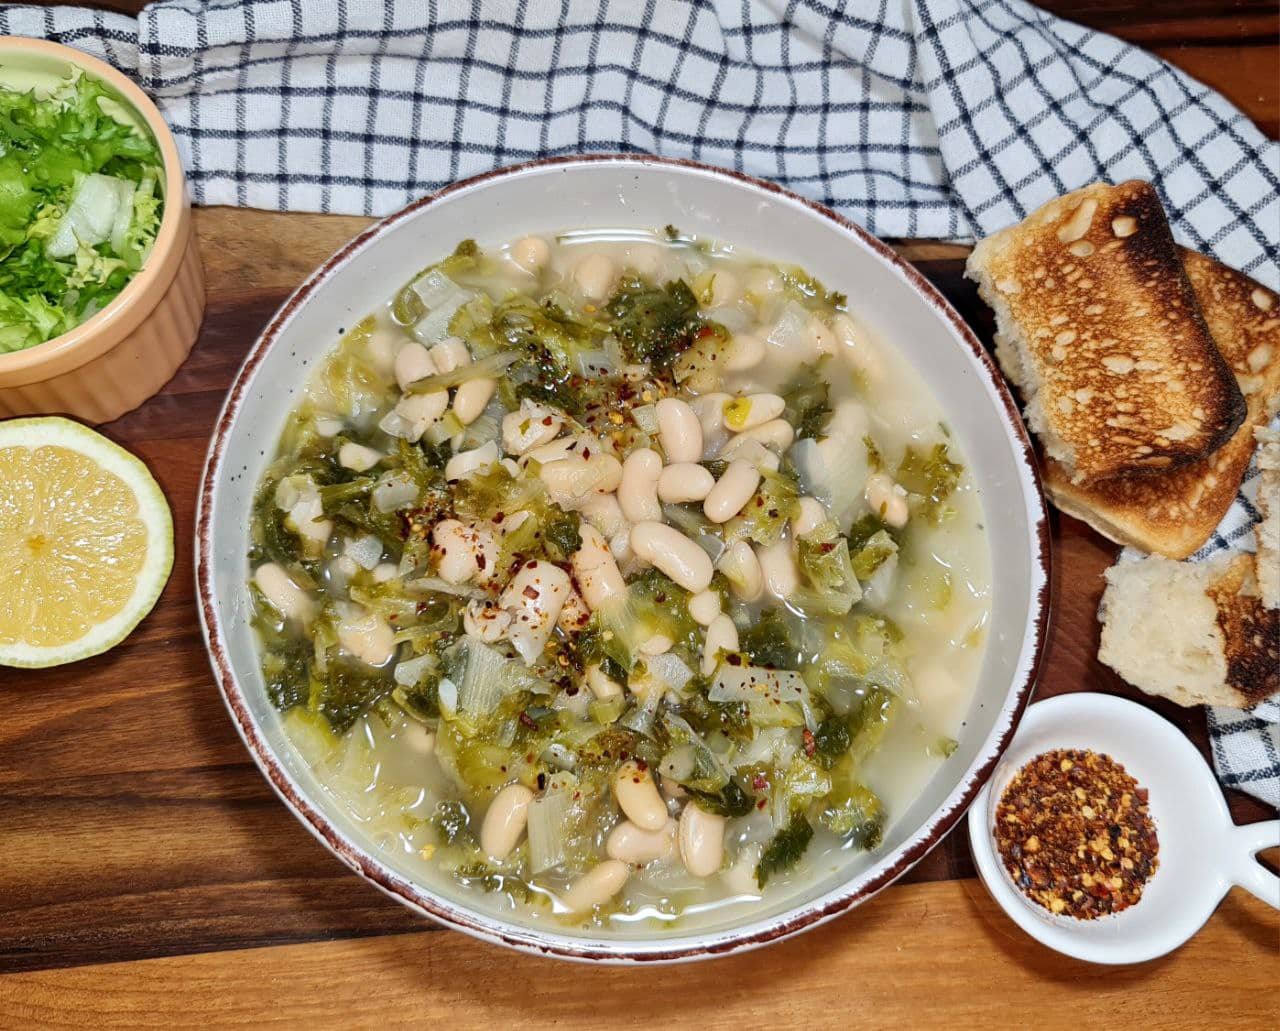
[{"x1": 6, "y1": 0, "x2": 1277, "y2": 806}]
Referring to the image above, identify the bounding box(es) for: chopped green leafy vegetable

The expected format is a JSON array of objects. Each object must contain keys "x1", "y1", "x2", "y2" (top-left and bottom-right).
[
  {"x1": 727, "y1": 467, "x2": 799, "y2": 547},
  {"x1": 432, "y1": 799, "x2": 474, "y2": 846},
  {"x1": 795, "y1": 520, "x2": 861, "y2": 615},
  {"x1": 0, "y1": 72, "x2": 165, "y2": 352},
  {"x1": 850, "y1": 528, "x2": 898, "y2": 581},
  {"x1": 756, "y1": 814, "x2": 814, "y2": 888},
  {"x1": 605, "y1": 275, "x2": 706, "y2": 372},
  {"x1": 897, "y1": 443, "x2": 963, "y2": 524},
  {"x1": 739, "y1": 609, "x2": 804, "y2": 670},
  {"x1": 781, "y1": 359, "x2": 833, "y2": 442},
  {"x1": 309, "y1": 657, "x2": 395, "y2": 734}
]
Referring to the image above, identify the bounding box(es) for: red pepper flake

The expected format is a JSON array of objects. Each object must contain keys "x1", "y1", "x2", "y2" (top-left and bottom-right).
[
  {"x1": 523, "y1": 585, "x2": 540, "y2": 600},
  {"x1": 695, "y1": 325, "x2": 716, "y2": 340},
  {"x1": 802, "y1": 728, "x2": 816, "y2": 758},
  {"x1": 727, "y1": 653, "x2": 742, "y2": 666},
  {"x1": 756, "y1": 799, "x2": 768, "y2": 810},
  {"x1": 518, "y1": 711, "x2": 538, "y2": 730},
  {"x1": 476, "y1": 553, "x2": 487, "y2": 570},
  {"x1": 635, "y1": 759, "x2": 648, "y2": 773},
  {"x1": 994, "y1": 748, "x2": 1159, "y2": 920},
  {"x1": 751, "y1": 773, "x2": 768, "y2": 792},
  {"x1": 493, "y1": 512, "x2": 506, "y2": 524}
]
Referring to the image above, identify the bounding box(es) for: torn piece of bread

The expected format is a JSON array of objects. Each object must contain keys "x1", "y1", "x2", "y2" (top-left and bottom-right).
[
  {"x1": 967, "y1": 181, "x2": 1245, "y2": 483},
  {"x1": 1044, "y1": 252, "x2": 1280, "y2": 558},
  {"x1": 1256, "y1": 426, "x2": 1279, "y2": 609},
  {"x1": 1099, "y1": 553, "x2": 1280, "y2": 708}
]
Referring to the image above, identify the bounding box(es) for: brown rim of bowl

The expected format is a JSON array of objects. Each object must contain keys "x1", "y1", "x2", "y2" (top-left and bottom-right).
[
  {"x1": 196, "y1": 153, "x2": 1053, "y2": 963},
  {"x1": 0, "y1": 37, "x2": 189, "y2": 385}
]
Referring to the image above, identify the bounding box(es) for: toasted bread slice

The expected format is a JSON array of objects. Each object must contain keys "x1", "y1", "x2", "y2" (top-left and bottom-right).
[
  {"x1": 967, "y1": 181, "x2": 1245, "y2": 482},
  {"x1": 1044, "y1": 252, "x2": 1280, "y2": 558},
  {"x1": 1256, "y1": 426, "x2": 1279, "y2": 609},
  {"x1": 1099, "y1": 553, "x2": 1280, "y2": 708}
]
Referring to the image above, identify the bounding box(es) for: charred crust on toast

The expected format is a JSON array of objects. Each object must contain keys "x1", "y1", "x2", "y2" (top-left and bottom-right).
[
  {"x1": 967, "y1": 180, "x2": 1247, "y2": 483},
  {"x1": 1207, "y1": 556, "x2": 1280, "y2": 705},
  {"x1": 1041, "y1": 253, "x2": 1280, "y2": 558}
]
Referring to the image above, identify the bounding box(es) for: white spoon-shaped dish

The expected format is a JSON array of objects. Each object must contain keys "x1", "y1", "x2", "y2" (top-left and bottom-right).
[{"x1": 969, "y1": 692, "x2": 1278, "y2": 964}]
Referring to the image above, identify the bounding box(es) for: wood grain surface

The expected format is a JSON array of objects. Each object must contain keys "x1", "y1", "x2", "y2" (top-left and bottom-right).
[
  {"x1": 2, "y1": 4, "x2": 1278, "y2": 1025},
  {"x1": 2, "y1": 882, "x2": 1277, "y2": 1031}
]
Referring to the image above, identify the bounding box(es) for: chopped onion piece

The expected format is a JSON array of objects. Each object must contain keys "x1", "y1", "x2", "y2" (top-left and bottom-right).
[
  {"x1": 527, "y1": 775, "x2": 576, "y2": 873},
  {"x1": 371, "y1": 470, "x2": 418, "y2": 512}
]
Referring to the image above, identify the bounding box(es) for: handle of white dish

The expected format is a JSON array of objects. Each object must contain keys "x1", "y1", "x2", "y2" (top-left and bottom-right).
[{"x1": 1227, "y1": 820, "x2": 1280, "y2": 909}]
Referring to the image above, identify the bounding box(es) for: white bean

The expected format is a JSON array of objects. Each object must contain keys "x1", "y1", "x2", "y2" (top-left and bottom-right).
[
  {"x1": 737, "y1": 418, "x2": 794, "y2": 452},
  {"x1": 688, "y1": 589, "x2": 721, "y2": 626},
  {"x1": 618, "y1": 448, "x2": 663, "y2": 523},
  {"x1": 539, "y1": 454, "x2": 623, "y2": 506},
  {"x1": 510, "y1": 235, "x2": 551, "y2": 275},
  {"x1": 338, "y1": 441, "x2": 382, "y2": 473},
  {"x1": 703, "y1": 460, "x2": 761, "y2": 523},
  {"x1": 678, "y1": 803, "x2": 726, "y2": 877},
  {"x1": 429, "y1": 337, "x2": 471, "y2": 374},
  {"x1": 444, "y1": 440, "x2": 498, "y2": 481},
  {"x1": 792, "y1": 495, "x2": 828, "y2": 537},
  {"x1": 708, "y1": 269, "x2": 740, "y2": 307},
  {"x1": 499, "y1": 560, "x2": 572, "y2": 663},
  {"x1": 716, "y1": 539, "x2": 764, "y2": 601},
  {"x1": 723, "y1": 393, "x2": 785, "y2": 432},
  {"x1": 609, "y1": 529, "x2": 634, "y2": 565},
  {"x1": 717, "y1": 434, "x2": 781, "y2": 472},
  {"x1": 865, "y1": 472, "x2": 910, "y2": 528},
  {"x1": 394, "y1": 341, "x2": 435, "y2": 390},
  {"x1": 585, "y1": 662, "x2": 624, "y2": 700},
  {"x1": 574, "y1": 252, "x2": 617, "y2": 302},
  {"x1": 832, "y1": 312, "x2": 883, "y2": 385},
  {"x1": 724, "y1": 333, "x2": 765, "y2": 372},
  {"x1": 579, "y1": 492, "x2": 627, "y2": 538},
  {"x1": 253, "y1": 563, "x2": 315, "y2": 624},
  {"x1": 701, "y1": 613, "x2": 739, "y2": 676},
  {"x1": 480, "y1": 783, "x2": 534, "y2": 860},
  {"x1": 453, "y1": 377, "x2": 496, "y2": 425},
  {"x1": 337, "y1": 607, "x2": 396, "y2": 667},
  {"x1": 432, "y1": 519, "x2": 480, "y2": 584},
  {"x1": 639, "y1": 633, "x2": 673, "y2": 656},
  {"x1": 571, "y1": 524, "x2": 627, "y2": 610},
  {"x1": 371, "y1": 561, "x2": 398, "y2": 583},
  {"x1": 607, "y1": 819, "x2": 678, "y2": 865},
  {"x1": 756, "y1": 539, "x2": 800, "y2": 599},
  {"x1": 557, "y1": 587, "x2": 591, "y2": 633},
  {"x1": 502, "y1": 400, "x2": 562, "y2": 455},
  {"x1": 559, "y1": 859, "x2": 629, "y2": 914},
  {"x1": 463, "y1": 600, "x2": 512, "y2": 643},
  {"x1": 657, "y1": 462, "x2": 714, "y2": 504},
  {"x1": 655, "y1": 398, "x2": 703, "y2": 464},
  {"x1": 394, "y1": 390, "x2": 449, "y2": 441},
  {"x1": 629, "y1": 521, "x2": 714, "y2": 593},
  {"x1": 613, "y1": 761, "x2": 667, "y2": 831}
]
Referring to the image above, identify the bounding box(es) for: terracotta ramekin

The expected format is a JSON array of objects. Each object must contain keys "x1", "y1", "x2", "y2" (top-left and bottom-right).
[{"x1": 0, "y1": 37, "x2": 204, "y2": 425}]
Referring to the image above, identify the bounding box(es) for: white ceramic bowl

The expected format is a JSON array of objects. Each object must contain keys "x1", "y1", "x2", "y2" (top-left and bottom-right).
[
  {"x1": 969, "y1": 693, "x2": 1279, "y2": 964},
  {"x1": 196, "y1": 156, "x2": 1050, "y2": 962}
]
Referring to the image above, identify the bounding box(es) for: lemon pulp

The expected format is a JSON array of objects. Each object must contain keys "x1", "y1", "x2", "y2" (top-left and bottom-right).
[{"x1": 0, "y1": 418, "x2": 172, "y2": 668}]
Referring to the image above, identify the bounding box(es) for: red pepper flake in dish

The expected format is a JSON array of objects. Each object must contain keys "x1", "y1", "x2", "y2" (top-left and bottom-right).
[{"x1": 994, "y1": 748, "x2": 1158, "y2": 920}]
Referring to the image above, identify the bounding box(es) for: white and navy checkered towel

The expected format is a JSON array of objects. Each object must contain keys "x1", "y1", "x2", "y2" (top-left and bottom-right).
[{"x1": 7, "y1": 0, "x2": 1276, "y2": 806}]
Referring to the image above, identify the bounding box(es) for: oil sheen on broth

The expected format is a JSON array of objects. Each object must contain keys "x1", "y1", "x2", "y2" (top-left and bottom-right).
[{"x1": 246, "y1": 228, "x2": 992, "y2": 934}]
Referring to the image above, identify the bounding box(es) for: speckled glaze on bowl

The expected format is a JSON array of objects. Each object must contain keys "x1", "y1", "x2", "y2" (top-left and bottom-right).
[
  {"x1": 196, "y1": 156, "x2": 1051, "y2": 963},
  {"x1": 0, "y1": 37, "x2": 204, "y2": 424}
]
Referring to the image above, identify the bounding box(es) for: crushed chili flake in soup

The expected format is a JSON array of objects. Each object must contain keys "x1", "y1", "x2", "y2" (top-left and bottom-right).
[{"x1": 994, "y1": 748, "x2": 1158, "y2": 919}]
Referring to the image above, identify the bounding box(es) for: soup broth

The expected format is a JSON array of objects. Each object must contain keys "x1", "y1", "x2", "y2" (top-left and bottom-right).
[{"x1": 247, "y1": 229, "x2": 991, "y2": 931}]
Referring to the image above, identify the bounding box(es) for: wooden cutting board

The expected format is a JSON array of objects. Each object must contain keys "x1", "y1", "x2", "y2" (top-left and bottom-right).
[{"x1": 0, "y1": 206, "x2": 1275, "y2": 1028}]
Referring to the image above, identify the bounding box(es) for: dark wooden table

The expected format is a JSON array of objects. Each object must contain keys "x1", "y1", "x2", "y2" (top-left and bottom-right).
[{"x1": 2, "y1": 4, "x2": 1277, "y2": 1028}]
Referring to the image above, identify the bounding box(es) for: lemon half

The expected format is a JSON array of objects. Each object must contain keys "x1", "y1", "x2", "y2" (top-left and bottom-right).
[{"x1": 0, "y1": 417, "x2": 173, "y2": 668}]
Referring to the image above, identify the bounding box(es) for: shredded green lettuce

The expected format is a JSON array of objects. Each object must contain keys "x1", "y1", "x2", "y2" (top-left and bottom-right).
[{"x1": 0, "y1": 72, "x2": 164, "y2": 352}]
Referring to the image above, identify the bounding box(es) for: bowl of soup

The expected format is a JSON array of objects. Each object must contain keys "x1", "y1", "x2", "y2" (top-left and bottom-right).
[{"x1": 196, "y1": 156, "x2": 1050, "y2": 962}]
